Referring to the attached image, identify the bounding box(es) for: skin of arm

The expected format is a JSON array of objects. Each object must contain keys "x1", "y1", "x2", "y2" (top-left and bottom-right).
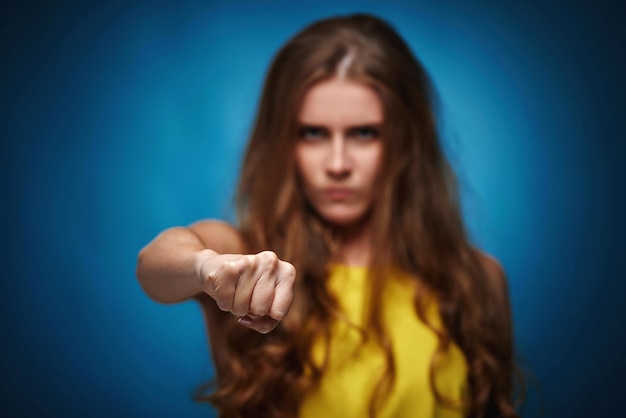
[{"x1": 136, "y1": 220, "x2": 295, "y2": 333}]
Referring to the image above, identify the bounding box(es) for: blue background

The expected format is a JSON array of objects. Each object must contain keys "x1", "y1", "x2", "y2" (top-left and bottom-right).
[{"x1": 2, "y1": 0, "x2": 625, "y2": 417}]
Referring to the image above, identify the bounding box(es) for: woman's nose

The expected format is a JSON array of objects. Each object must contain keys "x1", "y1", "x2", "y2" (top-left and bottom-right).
[{"x1": 326, "y1": 136, "x2": 351, "y2": 178}]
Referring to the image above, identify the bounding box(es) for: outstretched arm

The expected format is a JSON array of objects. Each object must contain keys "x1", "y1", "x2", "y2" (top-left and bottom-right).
[{"x1": 136, "y1": 220, "x2": 295, "y2": 333}]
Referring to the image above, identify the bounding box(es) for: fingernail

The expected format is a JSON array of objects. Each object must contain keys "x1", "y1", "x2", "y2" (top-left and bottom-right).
[{"x1": 238, "y1": 316, "x2": 253, "y2": 326}]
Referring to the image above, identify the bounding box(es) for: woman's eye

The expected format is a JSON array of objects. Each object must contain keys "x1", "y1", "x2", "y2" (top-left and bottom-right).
[
  {"x1": 351, "y1": 127, "x2": 380, "y2": 140},
  {"x1": 299, "y1": 126, "x2": 326, "y2": 140}
]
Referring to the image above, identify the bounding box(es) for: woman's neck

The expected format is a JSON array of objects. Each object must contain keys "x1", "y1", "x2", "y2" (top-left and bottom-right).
[{"x1": 332, "y1": 219, "x2": 373, "y2": 267}]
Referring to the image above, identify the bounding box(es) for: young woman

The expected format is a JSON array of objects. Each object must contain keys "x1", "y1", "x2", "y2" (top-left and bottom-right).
[{"x1": 137, "y1": 13, "x2": 520, "y2": 418}]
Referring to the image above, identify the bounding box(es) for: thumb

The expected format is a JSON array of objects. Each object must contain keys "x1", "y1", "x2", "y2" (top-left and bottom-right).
[{"x1": 237, "y1": 315, "x2": 279, "y2": 334}]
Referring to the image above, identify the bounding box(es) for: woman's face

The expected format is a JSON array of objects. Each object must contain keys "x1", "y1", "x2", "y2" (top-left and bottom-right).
[{"x1": 294, "y1": 78, "x2": 384, "y2": 228}]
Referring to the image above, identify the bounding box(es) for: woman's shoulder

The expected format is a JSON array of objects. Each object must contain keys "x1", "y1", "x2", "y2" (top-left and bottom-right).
[
  {"x1": 473, "y1": 249, "x2": 511, "y2": 317},
  {"x1": 476, "y1": 251, "x2": 506, "y2": 285},
  {"x1": 189, "y1": 219, "x2": 248, "y2": 254}
]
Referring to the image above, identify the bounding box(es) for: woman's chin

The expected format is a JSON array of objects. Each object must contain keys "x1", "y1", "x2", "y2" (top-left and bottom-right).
[{"x1": 318, "y1": 209, "x2": 371, "y2": 229}]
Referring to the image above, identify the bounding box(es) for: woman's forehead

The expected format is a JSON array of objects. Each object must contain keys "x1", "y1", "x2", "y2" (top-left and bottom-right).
[{"x1": 297, "y1": 78, "x2": 383, "y2": 126}]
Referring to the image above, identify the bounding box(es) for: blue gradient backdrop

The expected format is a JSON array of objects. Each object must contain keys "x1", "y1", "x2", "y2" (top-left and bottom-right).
[{"x1": 2, "y1": 1, "x2": 625, "y2": 417}]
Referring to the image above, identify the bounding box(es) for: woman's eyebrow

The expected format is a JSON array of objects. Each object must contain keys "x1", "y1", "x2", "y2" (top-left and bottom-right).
[
  {"x1": 297, "y1": 123, "x2": 328, "y2": 129},
  {"x1": 297, "y1": 121, "x2": 383, "y2": 129},
  {"x1": 348, "y1": 122, "x2": 383, "y2": 127},
  {"x1": 345, "y1": 123, "x2": 383, "y2": 132}
]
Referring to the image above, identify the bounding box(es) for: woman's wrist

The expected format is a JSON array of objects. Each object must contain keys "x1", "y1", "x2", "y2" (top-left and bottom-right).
[{"x1": 193, "y1": 248, "x2": 218, "y2": 290}]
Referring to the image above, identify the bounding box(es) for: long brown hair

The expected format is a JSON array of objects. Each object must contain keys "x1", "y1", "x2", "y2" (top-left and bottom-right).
[{"x1": 198, "y1": 13, "x2": 522, "y2": 418}]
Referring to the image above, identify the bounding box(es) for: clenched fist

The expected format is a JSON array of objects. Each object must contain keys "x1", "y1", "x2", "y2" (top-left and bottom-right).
[{"x1": 194, "y1": 250, "x2": 296, "y2": 333}]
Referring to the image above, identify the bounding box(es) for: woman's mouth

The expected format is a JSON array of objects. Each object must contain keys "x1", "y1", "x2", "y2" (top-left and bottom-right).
[{"x1": 324, "y1": 188, "x2": 354, "y2": 200}]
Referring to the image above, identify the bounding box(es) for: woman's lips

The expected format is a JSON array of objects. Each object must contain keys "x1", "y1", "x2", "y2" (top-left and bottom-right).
[{"x1": 324, "y1": 188, "x2": 354, "y2": 200}]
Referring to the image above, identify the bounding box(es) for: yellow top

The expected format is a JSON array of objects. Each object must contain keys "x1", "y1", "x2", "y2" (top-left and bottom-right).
[{"x1": 299, "y1": 265, "x2": 468, "y2": 418}]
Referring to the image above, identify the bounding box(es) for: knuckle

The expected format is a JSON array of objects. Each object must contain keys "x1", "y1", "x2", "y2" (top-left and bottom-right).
[
  {"x1": 231, "y1": 305, "x2": 247, "y2": 317},
  {"x1": 270, "y1": 294, "x2": 293, "y2": 321},
  {"x1": 259, "y1": 319, "x2": 277, "y2": 334},
  {"x1": 245, "y1": 254, "x2": 257, "y2": 269},
  {"x1": 223, "y1": 261, "x2": 238, "y2": 275},
  {"x1": 202, "y1": 270, "x2": 218, "y2": 290},
  {"x1": 257, "y1": 251, "x2": 277, "y2": 269},
  {"x1": 283, "y1": 261, "x2": 296, "y2": 274},
  {"x1": 213, "y1": 284, "x2": 232, "y2": 306},
  {"x1": 284, "y1": 275, "x2": 295, "y2": 288},
  {"x1": 251, "y1": 306, "x2": 269, "y2": 317},
  {"x1": 260, "y1": 250, "x2": 276, "y2": 258},
  {"x1": 265, "y1": 251, "x2": 278, "y2": 263},
  {"x1": 281, "y1": 263, "x2": 296, "y2": 282},
  {"x1": 271, "y1": 310, "x2": 286, "y2": 321},
  {"x1": 251, "y1": 301, "x2": 270, "y2": 317},
  {"x1": 214, "y1": 297, "x2": 229, "y2": 311},
  {"x1": 207, "y1": 268, "x2": 219, "y2": 280},
  {"x1": 250, "y1": 291, "x2": 272, "y2": 316}
]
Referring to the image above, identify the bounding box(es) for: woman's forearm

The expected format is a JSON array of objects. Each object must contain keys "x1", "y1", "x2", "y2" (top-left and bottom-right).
[
  {"x1": 137, "y1": 222, "x2": 295, "y2": 334},
  {"x1": 136, "y1": 227, "x2": 215, "y2": 303}
]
